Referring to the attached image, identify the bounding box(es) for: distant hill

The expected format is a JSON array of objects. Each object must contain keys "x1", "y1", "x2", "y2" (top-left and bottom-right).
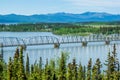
[{"x1": 0, "y1": 12, "x2": 120, "y2": 23}]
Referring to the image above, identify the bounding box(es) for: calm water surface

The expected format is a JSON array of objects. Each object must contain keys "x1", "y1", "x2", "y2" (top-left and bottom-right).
[{"x1": 0, "y1": 32, "x2": 120, "y2": 67}]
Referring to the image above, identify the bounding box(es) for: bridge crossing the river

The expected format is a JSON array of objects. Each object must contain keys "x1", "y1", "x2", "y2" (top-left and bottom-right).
[{"x1": 0, "y1": 34, "x2": 120, "y2": 48}]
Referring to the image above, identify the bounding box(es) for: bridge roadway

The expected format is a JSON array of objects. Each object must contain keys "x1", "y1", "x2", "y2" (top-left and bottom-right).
[{"x1": 0, "y1": 34, "x2": 120, "y2": 48}]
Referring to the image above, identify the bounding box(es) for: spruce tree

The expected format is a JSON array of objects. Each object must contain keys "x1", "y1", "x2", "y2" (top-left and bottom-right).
[
  {"x1": 0, "y1": 60, "x2": 4, "y2": 80},
  {"x1": 58, "y1": 52, "x2": 67, "y2": 80},
  {"x1": 39, "y1": 57, "x2": 43, "y2": 80},
  {"x1": 39, "y1": 57, "x2": 42, "y2": 70},
  {"x1": 87, "y1": 58, "x2": 92, "y2": 80},
  {"x1": 14, "y1": 48, "x2": 19, "y2": 59},
  {"x1": 31, "y1": 64, "x2": 41, "y2": 80},
  {"x1": 45, "y1": 66, "x2": 52, "y2": 80},
  {"x1": 72, "y1": 59, "x2": 77, "y2": 80},
  {"x1": 13, "y1": 48, "x2": 19, "y2": 80},
  {"x1": 117, "y1": 62, "x2": 120, "y2": 80},
  {"x1": 112, "y1": 44, "x2": 118, "y2": 71},
  {"x1": 105, "y1": 44, "x2": 119, "y2": 80},
  {"x1": 95, "y1": 58, "x2": 102, "y2": 78},
  {"x1": 104, "y1": 50, "x2": 111, "y2": 80},
  {"x1": 111, "y1": 44, "x2": 119, "y2": 80},
  {"x1": 7, "y1": 57, "x2": 13, "y2": 80},
  {"x1": 26, "y1": 53, "x2": 30, "y2": 78},
  {"x1": 92, "y1": 65, "x2": 97, "y2": 80},
  {"x1": 17, "y1": 46, "x2": 26, "y2": 80},
  {"x1": 1, "y1": 60, "x2": 7, "y2": 80},
  {"x1": 67, "y1": 63, "x2": 72, "y2": 80},
  {"x1": 78, "y1": 63, "x2": 84, "y2": 80},
  {"x1": 92, "y1": 58, "x2": 102, "y2": 80},
  {"x1": 53, "y1": 73, "x2": 57, "y2": 80},
  {"x1": 44, "y1": 59, "x2": 52, "y2": 80},
  {"x1": 31, "y1": 64, "x2": 34, "y2": 73},
  {"x1": 83, "y1": 66, "x2": 86, "y2": 80},
  {"x1": 50, "y1": 59, "x2": 56, "y2": 80}
]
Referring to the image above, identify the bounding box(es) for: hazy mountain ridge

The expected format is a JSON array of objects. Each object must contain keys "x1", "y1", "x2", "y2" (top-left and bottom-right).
[{"x1": 0, "y1": 12, "x2": 120, "y2": 23}]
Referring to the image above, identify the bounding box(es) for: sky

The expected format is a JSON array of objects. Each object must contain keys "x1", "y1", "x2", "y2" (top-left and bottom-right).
[{"x1": 0, "y1": 0, "x2": 120, "y2": 15}]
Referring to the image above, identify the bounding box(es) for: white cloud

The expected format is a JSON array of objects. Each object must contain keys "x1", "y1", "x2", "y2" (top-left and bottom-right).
[
  {"x1": 64, "y1": 0, "x2": 120, "y2": 8},
  {"x1": 62, "y1": 0, "x2": 120, "y2": 14},
  {"x1": 0, "y1": 0, "x2": 120, "y2": 14}
]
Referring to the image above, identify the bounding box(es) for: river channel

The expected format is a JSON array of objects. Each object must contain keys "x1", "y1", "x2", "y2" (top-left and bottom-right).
[{"x1": 0, "y1": 32, "x2": 120, "y2": 67}]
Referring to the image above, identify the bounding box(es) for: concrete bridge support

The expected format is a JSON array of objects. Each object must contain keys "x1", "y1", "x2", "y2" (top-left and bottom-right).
[
  {"x1": 82, "y1": 41, "x2": 88, "y2": 46},
  {"x1": 105, "y1": 41, "x2": 110, "y2": 45},
  {"x1": 54, "y1": 43, "x2": 60, "y2": 48}
]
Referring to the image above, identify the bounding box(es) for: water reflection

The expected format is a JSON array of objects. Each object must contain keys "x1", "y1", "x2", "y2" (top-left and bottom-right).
[{"x1": 3, "y1": 43, "x2": 120, "y2": 67}]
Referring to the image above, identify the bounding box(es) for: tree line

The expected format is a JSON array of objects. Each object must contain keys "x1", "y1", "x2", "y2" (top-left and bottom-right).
[
  {"x1": 0, "y1": 44, "x2": 120, "y2": 80},
  {"x1": 0, "y1": 23, "x2": 120, "y2": 36}
]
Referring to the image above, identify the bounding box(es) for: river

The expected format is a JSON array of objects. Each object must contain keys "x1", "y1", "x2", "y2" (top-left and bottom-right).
[{"x1": 0, "y1": 32, "x2": 120, "y2": 67}]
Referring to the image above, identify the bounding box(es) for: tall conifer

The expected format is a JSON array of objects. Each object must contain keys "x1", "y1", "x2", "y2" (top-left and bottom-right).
[
  {"x1": 13, "y1": 48, "x2": 19, "y2": 80},
  {"x1": 87, "y1": 58, "x2": 92, "y2": 80},
  {"x1": 26, "y1": 53, "x2": 30, "y2": 78},
  {"x1": 58, "y1": 52, "x2": 67, "y2": 80},
  {"x1": 7, "y1": 57, "x2": 13, "y2": 80},
  {"x1": 17, "y1": 46, "x2": 26, "y2": 80}
]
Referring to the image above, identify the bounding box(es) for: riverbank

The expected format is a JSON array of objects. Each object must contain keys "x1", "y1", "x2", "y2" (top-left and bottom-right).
[{"x1": 0, "y1": 23, "x2": 120, "y2": 36}]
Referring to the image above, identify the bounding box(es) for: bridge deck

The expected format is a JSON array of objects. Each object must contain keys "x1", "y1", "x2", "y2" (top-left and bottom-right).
[{"x1": 0, "y1": 35, "x2": 120, "y2": 47}]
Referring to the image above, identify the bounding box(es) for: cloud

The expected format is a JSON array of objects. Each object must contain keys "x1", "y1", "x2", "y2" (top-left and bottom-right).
[
  {"x1": 62, "y1": 0, "x2": 120, "y2": 14},
  {"x1": 0, "y1": 0, "x2": 120, "y2": 14},
  {"x1": 64, "y1": 0, "x2": 120, "y2": 8}
]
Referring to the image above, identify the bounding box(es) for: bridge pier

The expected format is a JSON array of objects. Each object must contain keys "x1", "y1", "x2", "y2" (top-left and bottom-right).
[
  {"x1": 0, "y1": 43, "x2": 3, "y2": 61},
  {"x1": 105, "y1": 41, "x2": 110, "y2": 45},
  {"x1": 54, "y1": 43, "x2": 60, "y2": 48},
  {"x1": 82, "y1": 41, "x2": 88, "y2": 46}
]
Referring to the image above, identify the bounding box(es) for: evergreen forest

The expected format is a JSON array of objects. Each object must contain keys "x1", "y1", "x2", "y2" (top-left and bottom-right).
[
  {"x1": 0, "y1": 44, "x2": 120, "y2": 80},
  {"x1": 0, "y1": 23, "x2": 120, "y2": 36}
]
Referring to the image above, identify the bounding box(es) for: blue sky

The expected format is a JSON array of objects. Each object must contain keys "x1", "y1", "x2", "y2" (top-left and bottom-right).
[{"x1": 0, "y1": 0, "x2": 120, "y2": 15}]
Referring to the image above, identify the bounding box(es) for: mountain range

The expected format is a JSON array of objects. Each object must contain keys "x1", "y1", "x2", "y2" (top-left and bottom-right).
[{"x1": 0, "y1": 12, "x2": 120, "y2": 23}]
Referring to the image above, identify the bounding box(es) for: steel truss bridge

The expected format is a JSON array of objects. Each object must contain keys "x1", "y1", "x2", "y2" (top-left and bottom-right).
[{"x1": 0, "y1": 34, "x2": 120, "y2": 48}]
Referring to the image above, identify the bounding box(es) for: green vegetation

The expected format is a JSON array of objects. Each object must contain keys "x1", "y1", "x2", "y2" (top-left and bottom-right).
[
  {"x1": 0, "y1": 44, "x2": 120, "y2": 80},
  {"x1": 53, "y1": 25, "x2": 120, "y2": 36},
  {"x1": 0, "y1": 22, "x2": 120, "y2": 36}
]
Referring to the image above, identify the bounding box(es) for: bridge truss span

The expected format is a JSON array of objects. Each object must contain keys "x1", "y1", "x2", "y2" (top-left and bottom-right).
[
  {"x1": 0, "y1": 34, "x2": 120, "y2": 48},
  {"x1": 24, "y1": 36, "x2": 59, "y2": 46},
  {"x1": 59, "y1": 36, "x2": 83, "y2": 43},
  {"x1": 0, "y1": 37, "x2": 25, "y2": 47}
]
